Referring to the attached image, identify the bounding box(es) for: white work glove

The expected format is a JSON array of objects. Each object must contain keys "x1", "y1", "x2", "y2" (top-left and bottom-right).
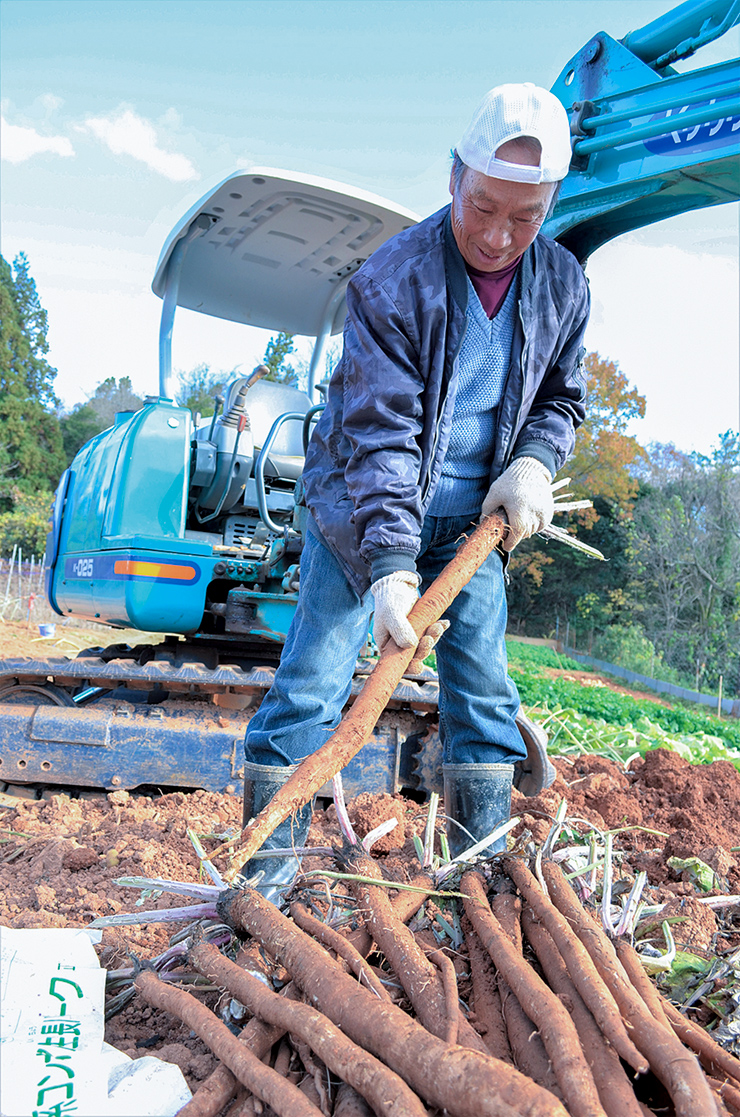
[
  {"x1": 481, "y1": 456, "x2": 554, "y2": 552},
  {"x1": 370, "y1": 571, "x2": 420, "y2": 651}
]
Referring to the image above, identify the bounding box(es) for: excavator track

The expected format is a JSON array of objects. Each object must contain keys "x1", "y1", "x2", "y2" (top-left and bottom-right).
[{"x1": 0, "y1": 644, "x2": 440, "y2": 799}]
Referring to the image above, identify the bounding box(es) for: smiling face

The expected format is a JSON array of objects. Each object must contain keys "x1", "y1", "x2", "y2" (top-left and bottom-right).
[{"x1": 449, "y1": 140, "x2": 556, "y2": 272}]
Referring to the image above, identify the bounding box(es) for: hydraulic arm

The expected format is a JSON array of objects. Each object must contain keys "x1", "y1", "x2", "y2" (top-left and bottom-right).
[{"x1": 546, "y1": 0, "x2": 739, "y2": 261}]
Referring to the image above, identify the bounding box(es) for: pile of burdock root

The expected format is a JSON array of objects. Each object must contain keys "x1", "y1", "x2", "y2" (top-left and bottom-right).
[{"x1": 97, "y1": 782, "x2": 740, "y2": 1117}]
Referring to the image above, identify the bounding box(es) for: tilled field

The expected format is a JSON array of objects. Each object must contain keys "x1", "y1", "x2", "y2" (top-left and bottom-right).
[{"x1": 1, "y1": 748, "x2": 739, "y2": 1116}]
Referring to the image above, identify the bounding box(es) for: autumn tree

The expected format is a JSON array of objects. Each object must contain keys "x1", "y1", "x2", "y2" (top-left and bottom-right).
[
  {"x1": 0, "y1": 253, "x2": 65, "y2": 509},
  {"x1": 567, "y1": 352, "x2": 647, "y2": 515},
  {"x1": 507, "y1": 351, "x2": 646, "y2": 636}
]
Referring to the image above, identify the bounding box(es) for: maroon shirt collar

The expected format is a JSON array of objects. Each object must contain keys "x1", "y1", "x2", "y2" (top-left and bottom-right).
[{"x1": 466, "y1": 254, "x2": 522, "y2": 318}]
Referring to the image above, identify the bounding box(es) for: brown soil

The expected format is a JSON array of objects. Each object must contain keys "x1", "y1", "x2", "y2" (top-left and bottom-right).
[
  {"x1": 0, "y1": 618, "x2": 163, "y2": 659},
  {"x1": 1, "y1": 751, "x2": 739, "y2": 1106}
]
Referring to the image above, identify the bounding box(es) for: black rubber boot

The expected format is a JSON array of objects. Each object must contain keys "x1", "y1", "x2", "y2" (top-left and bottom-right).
[
  {"x1": 442, "y1": 762, "x2": 513, "y2": 859},
  {"x1": 240, "y1": 761, "x2": 313, "y2": 905}
]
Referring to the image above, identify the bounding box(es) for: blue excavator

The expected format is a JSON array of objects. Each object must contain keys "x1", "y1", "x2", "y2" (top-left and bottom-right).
[{"x1": 0, "y1": 0, "x2": 737, "y2": 797}]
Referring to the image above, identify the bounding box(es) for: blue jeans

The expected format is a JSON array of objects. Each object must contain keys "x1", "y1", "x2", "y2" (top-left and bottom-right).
[{"x1": 244, "y1": 514, "x2": 526, "y2": 769}]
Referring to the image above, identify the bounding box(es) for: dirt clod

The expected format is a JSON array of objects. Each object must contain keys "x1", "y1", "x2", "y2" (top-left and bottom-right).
[
  {"x1": 63, "y1": 846, "x2": 100, "y2": 871},
  {"x1": 346, "y1": 792, "x2": 406, "y2": 851}
]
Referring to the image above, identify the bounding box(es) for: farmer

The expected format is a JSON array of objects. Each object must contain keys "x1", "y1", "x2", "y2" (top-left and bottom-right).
[{"x1": 243, "y1": 83, "x2": 590, "y2": 899}]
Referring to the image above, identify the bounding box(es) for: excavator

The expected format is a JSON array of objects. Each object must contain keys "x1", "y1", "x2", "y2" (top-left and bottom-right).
[{"x1": 0, "y1": 0, "x2": 737, "y2": 798}]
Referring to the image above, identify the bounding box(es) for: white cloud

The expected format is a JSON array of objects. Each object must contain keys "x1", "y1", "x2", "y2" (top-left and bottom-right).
[
  {"x1": 80, "y1": 108, "x2": 198, "y2": 182},
  {"x1": 0, "y1": 116, "x2": 74, "y2": 163},
  {"x1": 38, "y1": 93, "x2": 64, "y2": 113}
]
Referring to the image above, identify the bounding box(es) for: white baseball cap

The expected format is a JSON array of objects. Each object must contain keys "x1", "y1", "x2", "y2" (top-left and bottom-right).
[{"x1": 457, "y1": 83, "x2": 572, "y2": 184}]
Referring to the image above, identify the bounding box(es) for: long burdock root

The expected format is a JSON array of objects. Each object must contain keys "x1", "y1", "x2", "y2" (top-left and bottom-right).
[
  {"x1": 345, "y1": 871, "x2": 435, "y2": 959},
  {"x1": 345, "y1": 850, "x2": 488, "y2": 1052},
  {"x1": 179, "y1": 980, "x2": 301, "y2": 1117},
  {"x1": 222, "y1": 514, "x2": 506, "y2": 880},
  {"x1": 709, "y1": 1078, "x2": 740, "y2": 1116},
  {"x1": 461, "y1": 871, "x2": 606, "y2": 1117},
  {"x1": 503, "y1": 856, "x2": 646, "y2": 1073},
  {"x1": 540, "y1": 860, "x2": 719, "y2": 1117},
  {"x1": 491, "y1": 892, "x2": 560, "y2": 1096},
  {"x1": 463, "y1": 917, "x2": 512, "y2": 1063},
  {"x1": 290, "y1": 902, "x2": 391, "y2": 1002},
  {"x1": 427, "y1": 946, "x2": 459, "y2": 1046},
  {"x1": 663, "y1": 998, "x2": 740, "y2": 1087},
  {"x1": 189, "y1": 939, "x2": 426, "y2": 1117},
  {"x1": 134, "y1": 970, "x2": 321, "y2": 1117},
  {"x1": 521, "y1": 908, "x2": 644, "y2": 1117},
  {"x1": 615, "y1": 937, "x2": 740, "y2": 1090},
  {"x1": 220, "y1": 886, "x2": 569, "y2": 1117},
  {"x1": 614, "y1": 937, "x2": 673, "y2": 1028},
  {"x1": 179, "y1": 1015, "x2": 283, "y2": 1117}
]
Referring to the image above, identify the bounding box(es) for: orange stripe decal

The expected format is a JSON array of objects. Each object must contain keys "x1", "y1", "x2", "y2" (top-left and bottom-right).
[{"x1": 113, "y1": 560, "x2": 197, "y2": 581}]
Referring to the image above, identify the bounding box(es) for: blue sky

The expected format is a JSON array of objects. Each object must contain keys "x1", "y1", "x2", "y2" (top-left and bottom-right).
[{"x1": 2, "y1": 0, "x2": 738, "y2": 453}]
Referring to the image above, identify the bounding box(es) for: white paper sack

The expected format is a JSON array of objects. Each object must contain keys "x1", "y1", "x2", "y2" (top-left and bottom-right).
[{"x1": 0, "y1": 926, "x2": 191, "y2": 1117}]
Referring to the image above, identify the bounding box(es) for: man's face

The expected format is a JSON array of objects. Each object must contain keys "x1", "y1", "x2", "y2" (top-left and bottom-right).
[{"x1": 449, "y1": 143, "x2": 556, "y2": 272}]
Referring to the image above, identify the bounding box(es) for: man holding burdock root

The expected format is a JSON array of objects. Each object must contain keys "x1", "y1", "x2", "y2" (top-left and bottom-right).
[{"x1": 242, "y1": 83, "x2": 590, "y2": 899}]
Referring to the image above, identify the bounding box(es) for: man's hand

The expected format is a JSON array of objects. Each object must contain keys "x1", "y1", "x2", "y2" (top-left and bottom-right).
[
  {"x1": 371, "y1": 572, "x2": 450, "y2": 666},
  {"x1": 481, "y1": 457, "x2": 554, "y2": 551},
  {"x1": 370, "y1": 571, "x2": 420, "y2": 651}
]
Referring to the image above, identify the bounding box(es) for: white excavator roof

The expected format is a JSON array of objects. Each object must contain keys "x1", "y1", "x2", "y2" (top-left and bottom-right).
[{"x1": 152, "y1": 167, "x2": 420, "y2": 337}]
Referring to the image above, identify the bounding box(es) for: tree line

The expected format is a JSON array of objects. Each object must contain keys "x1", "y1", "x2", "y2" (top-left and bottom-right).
[{"x1": 1, "y1": 252, "x2": 737, "y2": 697}]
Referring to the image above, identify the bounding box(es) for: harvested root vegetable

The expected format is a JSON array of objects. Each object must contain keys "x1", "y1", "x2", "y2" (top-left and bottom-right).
[
  {"x1": 290, "y1": 901, "x2": 391, "y2": 1002},
  {"x1": 178, "y1": 1014, "x2": 283, "y2": 1117},
  {"x1": 662, "y1": 998, "x2": 740, "y2": 1088},
  {"x1": 503, "y1": 856, "x2": 646, "y2": 1073},
  {"x1": 614, "y1": 937, "x2": 673, "y2": 1029},
  {"x1": 426, "y1": 946, "x2": 459, "y2": 1046},
  {"x1": 463, "y1": 918, "x2": 512, "y2": 1063},
  {"x1": 344, "y1": 849, "x2": 488, "y2": 1052},
  {"x1": 188, "y1": 939, "x2": 427, "y2": 1117},
  {"x1": 491, "y1": 891, "x2": 561, "y2": 1096},
  {"x1": 219, "y1": 885, "x2": 569, "y2": 1117},
  {"x1": 522, "y1": 908, "x2": 644, "y2": 1117},
  {"x1": 346, "y1": 871, "x2": 434, "y2": 959},
  {"x1": 461, "y1": 871, "x2": 606, "y2": 1117},
  {"x1": 134, "y1": 970, "x2": 321, "y2": 1117},
  {"x1": 223, "y1": 513, "x2": 506, "y2": 880},
  {"x1": 178, "y1": 981, "x2": 300, "y2": 1117},
  {"x1": 617, "y1": 938, "x2": 740, "y2": 1099},
  {"x1": 541, "y1": 860, "x2": 719, "y2": 1117},
  {"x1": 710, "y1": 1077, "x2": 740, "y2": 1116}
]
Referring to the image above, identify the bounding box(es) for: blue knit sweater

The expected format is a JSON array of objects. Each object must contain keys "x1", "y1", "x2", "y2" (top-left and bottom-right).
[{"x1": 428, "y1": 273, "x2": 518, "y2": 517}]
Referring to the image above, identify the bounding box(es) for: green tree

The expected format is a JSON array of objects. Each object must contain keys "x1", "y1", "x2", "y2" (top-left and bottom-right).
[
  {"x1": 0, "y1": 254, "x2": 65, "y2": 509},
  {"x1": 176, "y1": 363, "x2": 229, "y2": 417},
  {"x1": 0, "y1": 487, "x2": 54, "y2": 556},
  {"x1": 630, "y1": 433, "x2": 740, "y2": 694},
  {"x1": 85, "y1": 376, "x2": 143, "y2": 428},
  {"x1": 59, "y1": 376, "x2": 145, "y2": 463},
  {"x1": 263, "y1": 331, "x2": 297, "y2": 385},
  {"x1": 60, "y1": 404, "x2": 102, "y2": 463}
]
